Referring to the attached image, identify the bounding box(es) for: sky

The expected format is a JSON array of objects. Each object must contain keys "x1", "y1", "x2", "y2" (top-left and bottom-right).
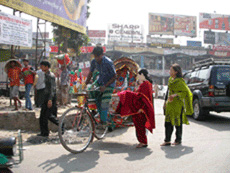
[{"x1": 0, "y1": 0, "x2": 230, "y2": 46}]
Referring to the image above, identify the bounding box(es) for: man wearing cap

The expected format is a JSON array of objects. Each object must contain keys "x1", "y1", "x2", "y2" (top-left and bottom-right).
[
  {"x1": 22, "y1": 58, "x2": 36, "y2": 110},
  {"x1": 84, "y1": 46, "x2": 116, "y2": 125}
]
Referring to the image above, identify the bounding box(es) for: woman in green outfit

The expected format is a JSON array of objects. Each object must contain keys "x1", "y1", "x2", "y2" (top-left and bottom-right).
[{"x1": 161, "y1": 64, "x2": 193, "y2": 146}]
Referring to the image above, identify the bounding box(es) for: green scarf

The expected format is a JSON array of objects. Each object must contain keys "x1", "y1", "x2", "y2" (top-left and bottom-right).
[{"x1": 165, "y1": 77, "x2": 193, "y2": 126}]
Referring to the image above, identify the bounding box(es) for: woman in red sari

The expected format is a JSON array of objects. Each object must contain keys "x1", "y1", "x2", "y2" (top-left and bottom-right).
[{"x1": 115, "y1": 69, "x2": 155, "y2": 148}]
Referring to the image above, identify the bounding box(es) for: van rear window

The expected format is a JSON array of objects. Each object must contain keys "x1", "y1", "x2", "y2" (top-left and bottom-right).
[{"x1": 216, "y1": 68, "x2": 230, "y2": 82}]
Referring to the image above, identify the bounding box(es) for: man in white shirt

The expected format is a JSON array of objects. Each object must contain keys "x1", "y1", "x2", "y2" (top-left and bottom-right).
[{"x1": 35, "y1": 68, "x2": 46, "y2": 107}]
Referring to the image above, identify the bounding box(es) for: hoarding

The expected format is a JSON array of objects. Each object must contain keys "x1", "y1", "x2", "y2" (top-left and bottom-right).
[
  {"x1": 147, "y1": 43, "x2": 180, "y2": 48},
  {"x1": 199, "y1": 13, "x2": 230, "y2": 31},
  {"x1": 88, "y1": 30, "x2": 106, "y2": 45},
  {"x1": 0, "y1": 0, "x2": 87, "y2": 34},
  {"x1": 108, "y1": 23, "x2": 144, "y2": 43},
  {"x1": 174, "y1": 15, "x2": 196, "y2": 37},
  {"x1": 204, "y1": 31, "x2": 215, "y2": 44},
  {"x1": 146, "y1": 35, "x2": 173, "y2": 44},
  {"x1": 88, "y1": 30, "x2": 106, "y2": 37},
  {"x1": 204, "y1": 31, "x2": 230, "y2": 45},
  {"x1": 213, "y1": 45, "x2": 230, "y2": 51},
  {"x1": 187, "y1": 41, "x2": 202, "y2": 47},
  {"x1": 149, "y1": 13, "x2": 197, "y2": 37},
  {"x1": 164, "y1": 49, "x2": 207, "y2": 56},
  {"x1": 149, "y1": 13, "x2": 174, "y2": 35},
  {"x1": 32, "y1": 32, "x2": 49, "y2": 39},
  {"x1": 0, "y1": 11, "x2": 32, "y2": 47}
]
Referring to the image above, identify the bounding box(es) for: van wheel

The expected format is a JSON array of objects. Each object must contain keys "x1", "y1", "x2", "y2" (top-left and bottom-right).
[{"x1": 193, "y1": 99, "x2": 205, "y2": 120}]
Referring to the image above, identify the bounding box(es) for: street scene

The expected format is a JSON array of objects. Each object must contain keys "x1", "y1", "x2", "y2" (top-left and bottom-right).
[{"x1": 0, "y1": 0, "x2": 230, "y2": 173}]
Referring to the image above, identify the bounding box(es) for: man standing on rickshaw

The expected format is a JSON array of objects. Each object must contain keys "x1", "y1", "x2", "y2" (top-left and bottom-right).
[{"x1": 83, "y1": 46, "x2": 116, "y2": 125}]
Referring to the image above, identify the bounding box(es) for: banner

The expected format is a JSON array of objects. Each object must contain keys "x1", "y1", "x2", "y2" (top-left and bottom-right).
[
  {"x1": 108, "y1": 23, "x2": 144, "y2": 43},
  {"x1": 187, "y1": 41, "x2": 202, "y2": 47},
  {"x1": 149, "y1": 13, "x2": 197, "y2": 37},
  {"x1": 164, "y1": 49, "x2": 207, "y2": 56},
  {"x1": 149, "y1": 13, "x2": 174, "y2": 35},
  {"x1": 0, "y1": 11, "x2": 32, "y2": 47},
  {"x1": 0, "y1": 0, "x2": 87, "y2": 34},
  {"x1": 213, "y1": 45, "x2": 230, "y2": 51},
  {"x1": 209, "y1": 50, "x2": 230, "y2": 57},
  {"x1": 147, "y1": 43, "x2": 180, "y2": 48},
  {"x1": 174, "y1": 15, "x2": 196, "y2": 37},
  {"x1": 32, "y1": 32, "x2": 49, "y2": 39},
  {"x1": 146, "y1": 35, "x2": 173, "y2": 44},
  {"x1": 80, "y1": 46, "x2": 106, "y2": 53},
  {"x1": 199, "y1": 12, "x2": 230, "y2": 31}
]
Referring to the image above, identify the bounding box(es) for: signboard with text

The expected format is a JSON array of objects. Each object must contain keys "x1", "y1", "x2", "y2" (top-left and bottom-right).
[
  {"x1": 88, "y1": 30, "x2": 106, "y2": 45},
  {"x1": 80, "y1": 46, "x2": 106, "y2": 53},
  {"x1": 108, "y1": 23, "x2": 144, "y2": 43},
  {"x1": 187, "y1": 41, "x2": 202, "y2": 47},
  {"x1": 0, "y1": 0, "x2": 87, "y2": 34},
  {"x1": 0, "y1": 11, "x2": 32, "y2": 47},
  {"x1": 146, "y1": 35, "x2": 173, "y2": 44},
  {"x1": 200, "y1": 12, "x2": 230, "y2": 31},
  {"x1": 204, "y1": 31, "x2": 230, "y2": 45}
]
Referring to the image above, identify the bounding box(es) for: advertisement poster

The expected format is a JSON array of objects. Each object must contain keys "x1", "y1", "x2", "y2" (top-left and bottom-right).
[
  {"x1": 204, "y1": 31, "x2": 215, "y2": 44},
  {"x1": 88, "y1": 30, "x2": 106, "y2": 45},
  {"x1": 187, "y1": 41, "x2": 202, "y2": 47},
  {"x1": 0, "y1": 11, "x2": 32, "y2": 47},
  {"x1": 149, "y1": 13, "x2": 174, "y2": 35},
  {"x1": 199, "y1": 12, "x2": 230, "y2": 31},
  {"x1": 174, "y1": 15, "x2": 196, "y2": 37},
  {"x1": 149, "y1": 13, "x2": 197, "y2": 37},
  {"x1": 108, "y1": 23, "x2": 144, "y2": 43},
  {"x1": 0, "y1": 0, "x2": 87, "y2": 34}
]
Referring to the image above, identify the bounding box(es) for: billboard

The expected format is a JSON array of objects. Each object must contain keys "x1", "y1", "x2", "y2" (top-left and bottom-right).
[
  {"x1": 146, "y1": 35, "x2": 173, "y2": 44},
  {"x1": 187, "y1": 41, "x2": 202, "y2": 47},
  {"x1": 199, "y1": 13, "x2": 230, "y2": 31},
  {"x1": 149, "y1": 13, "x2": 197, "y2": 37},
  {"x1": 0, "y1": 11, "x2": 32, "y2": 47},
  {"x1": 88, "y1": 30, "x2": 106, "y2": 45},
  {"x1": 108, "y1": 24, "x2": 144, "y2": 43},
  {"x1": 149, "y1": 13, "x2": 174, "y2": 35},
  {"x1": 88, "y1": 30, "x2": 106, "y2": 37},
  {"x1": 32, "y1": 32, "x2": 49, "y2": 39},
  {"x1": 174, "y1": 15, "x2": 196, "y2": 37},
  {"x1": 204, "y1": 31, "x2": 230, "y2": 45},
  {"x1": 204, "y1": 31, "x2": 215, "y2": 44},
  {"x1": 80, "y1": 46, "x2": 106, "y2": 53},
  {"x1": 0, "y1": 0, "x2": 87, "y2": 34}
]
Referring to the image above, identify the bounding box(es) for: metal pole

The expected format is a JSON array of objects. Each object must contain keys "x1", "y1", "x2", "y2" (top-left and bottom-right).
[
  {"x1": 35, "y1": 18, "x2": 39, "y2": 71},
  {"x1": 162, "y1": 56, "x2": 165, "y2": 85}
]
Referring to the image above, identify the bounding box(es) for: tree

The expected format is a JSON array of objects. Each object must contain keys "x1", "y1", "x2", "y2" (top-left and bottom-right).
[{"x1": 52, "y1": 0, "x2": 91, "y2": 55}]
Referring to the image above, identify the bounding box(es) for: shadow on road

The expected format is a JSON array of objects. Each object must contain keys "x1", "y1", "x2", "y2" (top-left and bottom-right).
[
  {"x1": 188, "y1": 113, "x2": 230, "y2": 131},
  {"x1": 38, "y1": 150, "x2": 100, "y2": 173},
  {"x1": 90, "y1": 141, "x2": 152, "y2": 161},
  {"x1": 161, "y1": 145, "x2": 193, "y2": 159}
]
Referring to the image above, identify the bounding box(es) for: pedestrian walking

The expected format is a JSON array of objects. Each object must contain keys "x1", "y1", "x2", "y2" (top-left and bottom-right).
[
  {"x1": 7, "y1": 60, "x2": 22, "y2": 111},
  {"x1": 37, "y1": 61, "x2": 62, "y2": 137},
  {"x1": 161, "y1": 64, "x2": 193, "y2": 146},
  {"x1": 22, "y1": 58, "x2": 36, "y2": 110},
  {"x1": 35, "y1": 67, "x2": 45, "y2": 107},
  {"x1": 60, "y1": 64, "x2": 69, "y2": 106}
]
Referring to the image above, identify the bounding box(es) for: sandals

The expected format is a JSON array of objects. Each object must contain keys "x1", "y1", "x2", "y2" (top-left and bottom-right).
[
  {"x1": 160, "y1": 142, "x2": 171, "y2": 146},
  {"x1": 172, "y1": 142, "x2": 181, "y2": 145},
  {"x1": 136, "y1": 143, "x2": 148, "y2": 148}
]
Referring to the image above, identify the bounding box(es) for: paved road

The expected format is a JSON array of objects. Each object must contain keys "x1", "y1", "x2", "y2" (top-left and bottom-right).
[{"x1": 11, "y1": 99, "x2": 230, "y2": 173}]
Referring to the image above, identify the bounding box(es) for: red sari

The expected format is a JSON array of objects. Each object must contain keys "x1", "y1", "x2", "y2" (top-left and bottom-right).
[{"x1": 116, "y1": 81, "x2": 155, "y2": 144}]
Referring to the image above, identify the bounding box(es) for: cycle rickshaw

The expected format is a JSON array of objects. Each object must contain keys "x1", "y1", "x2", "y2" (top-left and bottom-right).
[{"x1": 58, "y1": 57, "x2": 139, "y2": 153}]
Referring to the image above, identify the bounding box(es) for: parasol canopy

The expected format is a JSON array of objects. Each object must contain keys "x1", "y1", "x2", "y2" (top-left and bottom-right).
[{"x1": 4, "y1": 59, "x2": 22, "y2": 73}]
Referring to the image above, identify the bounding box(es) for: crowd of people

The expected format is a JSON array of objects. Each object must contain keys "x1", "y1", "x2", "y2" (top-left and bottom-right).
[{"x1": 6, "y1": 45, "x2": 193, "y2": 147}]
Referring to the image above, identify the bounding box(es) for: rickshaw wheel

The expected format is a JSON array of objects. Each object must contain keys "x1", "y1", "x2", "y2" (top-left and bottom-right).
[{"x1": 58, "y1": 107, "x2": 94, "y2": 154}]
